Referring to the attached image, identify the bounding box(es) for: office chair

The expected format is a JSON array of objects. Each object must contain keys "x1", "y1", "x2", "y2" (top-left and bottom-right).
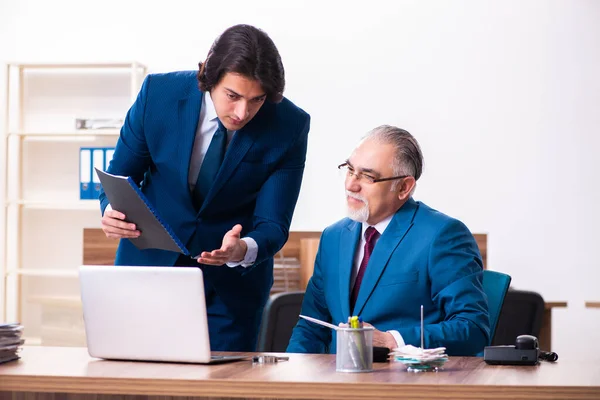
[
  {"x1": 482, "y1": 270, "x2": 512, "y2": 345},
  {"x1": 492, "y1": 289, "x2": 545, "y2": 345},
  {"x1": 256, "y1": 291, "x2": 304, "y2": 352}
]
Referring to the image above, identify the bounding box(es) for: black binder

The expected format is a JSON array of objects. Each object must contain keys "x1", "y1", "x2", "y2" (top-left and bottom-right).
[{"x1": 96, "y1": 169, "x2": 191, "y2": 256}]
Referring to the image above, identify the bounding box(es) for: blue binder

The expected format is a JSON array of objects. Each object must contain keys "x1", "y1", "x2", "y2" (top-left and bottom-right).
[
  {"x1": 79, "y1": 148, "x2": 92, "y2": 200},
  {"x1": 95, "y1": 168, "x2": 191, "y2": 256},
  {"x1": 91, "y1": 148, "x2": 104, "y2": 200},
  {"x1": 104, "y1": 147, "x2": 115, "y2": 171}
]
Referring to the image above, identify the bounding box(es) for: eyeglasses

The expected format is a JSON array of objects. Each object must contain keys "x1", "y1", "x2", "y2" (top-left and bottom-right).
[{"x1": 337, "y1": 162, "x2": 409, "y2": 184}]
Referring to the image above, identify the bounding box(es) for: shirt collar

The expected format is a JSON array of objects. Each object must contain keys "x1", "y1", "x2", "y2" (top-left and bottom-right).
[
  {"x1": 362, "y1": 213, "x2": 393, "y2": 238},
  {"x1": 203, "y1": 91, "x2": 219, "y2": 122}
]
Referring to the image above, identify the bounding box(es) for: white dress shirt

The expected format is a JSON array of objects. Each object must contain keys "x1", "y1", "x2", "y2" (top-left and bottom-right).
[
  {"x1": 353, "y1": 215, "x2": 405, "y2": 348},
  {"x1": 188, "y1": 92, "x2": 234, "y2": 190},
  {"x1": 188, "y1": 92, "x2": 258, "y2": 268}
]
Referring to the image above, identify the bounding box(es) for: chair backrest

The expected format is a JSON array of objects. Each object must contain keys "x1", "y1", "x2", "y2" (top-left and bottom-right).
[
  {"x1": 256, "y1": 291, "x2": 304, "y2": 352},
  {"x1": 482, "y1": 270, "x2": 512, "y2": 345},
  {"x1": 492, "y1": 289, "x2": 545, "y2": 345}
]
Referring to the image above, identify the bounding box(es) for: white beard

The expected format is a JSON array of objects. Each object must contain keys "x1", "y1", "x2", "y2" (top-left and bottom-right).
[{"x1": 346, "y1": 191, "x2": 369, "y2": 223}]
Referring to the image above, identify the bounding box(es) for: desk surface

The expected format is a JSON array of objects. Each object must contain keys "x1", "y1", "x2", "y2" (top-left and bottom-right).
[{"x1": 1, "y1": 347, "x2": 599, "y2": 400}]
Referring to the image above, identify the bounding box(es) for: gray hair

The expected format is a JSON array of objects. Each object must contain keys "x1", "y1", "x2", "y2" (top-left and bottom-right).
[{"x1": 363, "y1": 125, "x2": 423, "y2": 194}]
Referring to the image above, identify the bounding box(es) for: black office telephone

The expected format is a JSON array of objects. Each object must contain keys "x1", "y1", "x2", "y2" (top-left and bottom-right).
[{"x1": 483, "y1": 335, "x2": 558, "y2": 365}]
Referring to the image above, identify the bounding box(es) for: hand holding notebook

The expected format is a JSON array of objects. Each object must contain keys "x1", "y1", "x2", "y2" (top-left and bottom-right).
[
  {"x1": 102, "y1": 203, "x2": 141, "y2": 239},
  {"x1": 96, "y1": 169, "x2": 191, "y2": 256}
]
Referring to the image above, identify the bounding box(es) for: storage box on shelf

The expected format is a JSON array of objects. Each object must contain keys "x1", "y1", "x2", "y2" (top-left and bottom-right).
[
  {"x1": 29, "y1": 294, "x2": 86, "y2": 347},
  {"x1": 1, "y1": 62, "x2": 147, "y2": 345},
  {"x1": 272, "y1": 256, "x2": 301, "y2": 294}
]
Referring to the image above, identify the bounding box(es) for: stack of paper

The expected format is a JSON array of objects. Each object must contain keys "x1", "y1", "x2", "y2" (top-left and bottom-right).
[
  {"x1": 75, "y1": 118, "x2": 123, "y2": 130},
  {"x1": 0, "y1": 323, "x2": 24, "y2": 364},
  {"x1": 391, "y1": 345, "x2": 448, "y2": 371}
]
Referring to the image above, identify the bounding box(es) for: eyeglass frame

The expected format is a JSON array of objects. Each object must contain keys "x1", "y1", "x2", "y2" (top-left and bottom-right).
[{"x1": 337, "y1": 162, "x2": 410, "y2": 184}]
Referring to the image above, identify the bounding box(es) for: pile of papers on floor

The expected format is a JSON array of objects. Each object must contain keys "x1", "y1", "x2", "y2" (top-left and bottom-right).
[{"x1": 0, "y1": 323, "x2": 24, "y2": 364}]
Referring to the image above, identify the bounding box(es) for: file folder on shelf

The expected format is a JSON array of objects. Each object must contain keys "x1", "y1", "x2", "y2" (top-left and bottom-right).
[
  {"x1": 104, "y1": 147, "x2": 115, "y2": 171},
  {"x1": 79, "y1": 148, "x2": 92, "y2": 200},
  {"x1": 91, "y1": 148, "x2": 104, "y2": 200},
  {"x1": 96, "y1": 169, "x2": 191, "y2": 256}
]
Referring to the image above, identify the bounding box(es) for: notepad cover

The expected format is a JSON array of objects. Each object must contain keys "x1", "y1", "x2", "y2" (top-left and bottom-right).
[{"x1": 96, "y1": 169, "x2": 190, "y2": 255}]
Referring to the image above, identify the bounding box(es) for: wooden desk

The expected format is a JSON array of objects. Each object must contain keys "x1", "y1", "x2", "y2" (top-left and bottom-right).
[
  {"x1": 1, "y1": 347, "x2": 599, "y2": 400},
  {"x1": 539, "y1": 302, "x2": 567, "y2": 351}
]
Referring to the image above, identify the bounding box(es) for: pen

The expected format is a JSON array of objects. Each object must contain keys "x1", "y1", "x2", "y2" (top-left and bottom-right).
[
  {"x1": 420, "y1": 304, "x2": 424, "y2": 354},
  {"x1": 344, "y1": 316, "x2": 360, "y2": 369},
  {"x1": 299, "y1": 315, "x2": 340, "y2": 330},
  {"x1": 349, "y1": 315, "x2": 367, "y2": 368}
]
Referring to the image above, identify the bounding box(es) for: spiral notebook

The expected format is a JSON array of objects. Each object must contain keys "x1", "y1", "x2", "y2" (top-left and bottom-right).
[{"x1": 95, "y1": 169, "x2": 191, "y2": 256}]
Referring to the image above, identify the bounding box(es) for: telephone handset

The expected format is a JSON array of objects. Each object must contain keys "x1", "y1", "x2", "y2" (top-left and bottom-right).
[
  {"x1": 484, "y1": 334, "x2": 558, "y2": 365},
  {"x1": 515, "y1": 334, "x2": 538, "y2": 350}
]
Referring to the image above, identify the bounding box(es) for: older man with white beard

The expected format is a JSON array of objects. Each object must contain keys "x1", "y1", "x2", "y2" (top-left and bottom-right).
[{"x1": 287, "y1": 125, "x2": 490, "y2": 356}]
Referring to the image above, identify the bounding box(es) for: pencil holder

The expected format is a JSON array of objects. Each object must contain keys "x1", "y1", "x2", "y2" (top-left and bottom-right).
[{"x1": 336, "y1": 326, "x2": 374, "y2": 372}]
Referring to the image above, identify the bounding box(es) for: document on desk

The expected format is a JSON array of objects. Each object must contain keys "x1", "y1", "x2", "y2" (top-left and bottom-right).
[{"x1": 96, "y1": 169, "x2": 191, "y2": 256}]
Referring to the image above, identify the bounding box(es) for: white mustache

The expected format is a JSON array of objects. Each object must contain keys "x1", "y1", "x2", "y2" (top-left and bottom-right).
[{"x1": 346, "y1": 191, "x2": 367, "y2": 203}]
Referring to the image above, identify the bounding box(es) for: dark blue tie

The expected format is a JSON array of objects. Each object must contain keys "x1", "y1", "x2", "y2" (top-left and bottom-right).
[{"x1": 193, "y1": 120, "x2": 227, "y2": 209}]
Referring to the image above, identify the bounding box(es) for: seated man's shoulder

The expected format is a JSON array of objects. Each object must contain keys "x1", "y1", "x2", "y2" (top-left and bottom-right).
[{"x1": 413, "y1": 201, "x2": 471, "y2": 233}]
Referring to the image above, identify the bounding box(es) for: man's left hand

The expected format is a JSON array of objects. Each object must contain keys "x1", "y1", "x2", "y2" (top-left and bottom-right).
[{"x1": 196, "y1": 224, "x2": 248, "y2": 265}]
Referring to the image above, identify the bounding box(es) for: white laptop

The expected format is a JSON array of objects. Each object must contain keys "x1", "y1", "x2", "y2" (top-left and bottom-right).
[{"x1": 79, "y1": 265, "x2": 246, "y2": 364}]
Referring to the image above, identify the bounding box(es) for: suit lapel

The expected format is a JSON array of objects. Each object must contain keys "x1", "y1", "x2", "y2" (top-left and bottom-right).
[
  {"x1": 339, "y1": 220, "x2": 361, "y2": 319},
  {"x1": 178, "y1": 90, "x2": 202, "y2": 196},
  {"x1": 197, "y1": 102, "x2": 274, "y2": 214},
  {"x1": 353, "y1": 199, "x2": 419, "y2": 316}
]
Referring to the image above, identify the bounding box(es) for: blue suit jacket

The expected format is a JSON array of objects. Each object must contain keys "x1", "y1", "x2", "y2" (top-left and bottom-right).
[
  {"x1": 287, "y1": 199, "x2": 490, "y2": 356},
  {"x1": 99, "y1": 71, "x2": 310, "y2": 326}
]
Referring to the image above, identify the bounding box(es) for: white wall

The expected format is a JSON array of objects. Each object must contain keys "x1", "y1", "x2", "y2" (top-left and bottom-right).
[{"x1": 1, "y1": 0, "x2": 599, "y2": 358}]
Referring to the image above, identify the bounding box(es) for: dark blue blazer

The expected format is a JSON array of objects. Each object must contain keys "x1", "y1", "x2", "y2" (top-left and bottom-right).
[
  {"x1": 287, "y1": 199, "x2": 490, "y2": 356},
  {"x1": 99, "y1": 71, "x2": 310, "y2": 324}
]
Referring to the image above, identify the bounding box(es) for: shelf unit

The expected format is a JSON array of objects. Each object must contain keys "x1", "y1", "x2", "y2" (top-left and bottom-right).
[
  {"x1": 8, "y1": 130, "x2": 121, "y2": 141},
  {"x1": 1, "y1": 62, "x2": 147, "y2": 345}
]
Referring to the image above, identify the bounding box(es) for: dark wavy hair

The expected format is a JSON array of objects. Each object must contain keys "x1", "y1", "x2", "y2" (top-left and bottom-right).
[{"x1": 197, "y1": 24, "x2": 285, "y2": 103}]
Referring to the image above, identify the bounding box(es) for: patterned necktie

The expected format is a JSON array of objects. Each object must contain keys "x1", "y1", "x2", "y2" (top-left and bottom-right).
[
  {"x1": 193, "y1": 120, "x2": 227, "y2": 210},
  {"x1": 350, "y1": 226, "x2": 379, "y2": 312}
]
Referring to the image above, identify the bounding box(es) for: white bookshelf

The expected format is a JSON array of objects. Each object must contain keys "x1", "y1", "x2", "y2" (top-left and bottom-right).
[
  {"x1": 5, "y1": 269, "x2": 79, "y2": 278},
  {"x1": 1, "y1": 62, "x2": 147, "y2": 345},
  {"x1": 5, "y1": 200, "x2": 101, "y2": 210},
  {"x1": 9, "y1": 130, "x2": 121, "y2": 141}
]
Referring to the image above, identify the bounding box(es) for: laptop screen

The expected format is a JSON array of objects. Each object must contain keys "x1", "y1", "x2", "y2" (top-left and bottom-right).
[{"x1": 79, "y1": 265, "x2": 213, "y2": 363}]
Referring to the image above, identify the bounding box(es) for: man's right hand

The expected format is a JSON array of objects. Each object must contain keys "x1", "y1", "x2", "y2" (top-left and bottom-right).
[{"x1": 101, "y1": 205, "x2": 141, "y2": 239}]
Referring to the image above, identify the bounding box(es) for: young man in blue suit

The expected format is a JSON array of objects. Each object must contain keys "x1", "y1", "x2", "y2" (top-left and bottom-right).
[
  {"x1": 99, "y1": 25, "x2": 310, "y2": 351},
  {"x1": 287, "y1": 126, "x2": 489, "y2": 356}
]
